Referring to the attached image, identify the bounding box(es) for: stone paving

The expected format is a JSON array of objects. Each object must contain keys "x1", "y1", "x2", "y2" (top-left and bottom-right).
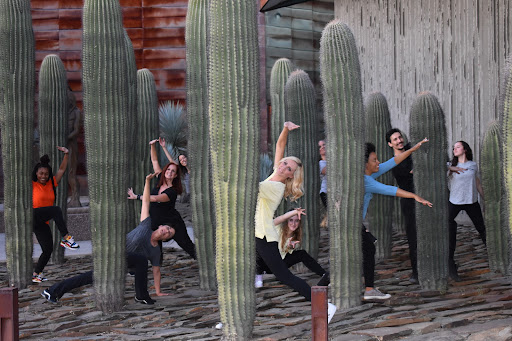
[{"x1": 1, "y1": 208, "x2": 511, "y2": 340}]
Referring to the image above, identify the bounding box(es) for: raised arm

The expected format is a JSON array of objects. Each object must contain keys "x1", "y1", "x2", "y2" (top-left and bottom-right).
[
  {"x1": 150, "y1": 139, "x2": 163, "y2": 173},
  {"x1": 393, "y1": 138, "x2": 429, "y2": 165},
  {"x1": 274, "y1": 121, "x2": 300, "y2": 168},
  {"x1": 140, "y1": 173, "x2": 156, "y2": 221},
  {"x1": 158, "y1": 137, "x2": 176, "y2": 164},
  {"x1": 273, "y1": 208, "x2": 305, "y2": 226},
  {"x1": 396, "y1": 188, "x2": 433, "y2": 207},
  {"x1": 54, "y1": 146, "x2": 69, "y2": 184}
]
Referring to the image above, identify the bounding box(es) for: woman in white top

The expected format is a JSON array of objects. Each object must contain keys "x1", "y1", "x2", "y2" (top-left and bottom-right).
[
  {"x1": 318, "y1": 140, "x2": 327, "y2": 208},
  {"x1": 447, "y1": 141, "x2": 486, "y2": 281}
]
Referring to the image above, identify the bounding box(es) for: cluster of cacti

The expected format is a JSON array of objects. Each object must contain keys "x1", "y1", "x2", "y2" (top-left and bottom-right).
[
  {"x1": 481, "y1": 121, "x2": 509, "y2": 274},
  {"x1": 285, "y1": 70, "x2": 321, "y2": 259},
  {"x1": 133, "y1": 69, "x2": 159, "y2": 223},
  {"x1": 0, "y1": 0, "x2": 35, "y2": 288},
  {"x1": 82, "y1": 0, "x2": 130, "y2": 312},
  {"x1": 270, "y1": 58, "x2": 293, "y2": 156},
  {"x1": 186, "y1": 0, "x2": 217, "y2": 291},
  {"x1": 409, "y1": 92, "x2": 448, "y2": 291},
  {"x1": 38, "y1": 54, "x2": 69, "y2": 265},
  {"x1": 208, "y1": 0, "x2": 259, "y2": 338},
  {"x1": 364, "y1": 92, "x2": 394, "y2": 259},
  {"x1": 320, "y1": 20, "x2": 365, "y2": 308}
]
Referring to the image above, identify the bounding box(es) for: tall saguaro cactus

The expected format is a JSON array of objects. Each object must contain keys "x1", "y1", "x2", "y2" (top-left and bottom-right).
[
  {"x1": 285, "y1": 70, "x2": 320, "y2": 258},
  {"x1": 320, "y1": 20, "x2": 365, "y2": 308},
  {"x1": 186, "y1": 0, "x2": 217, "y2": 290},
  {"x1": 481, "y1": 121, "x2": 509, "y2": 274},
  {"x1": 83, "y1": 0, "x2": 130, "y2": 312},
  {"x1": 38, "y1": 54, "x2": 69, "y2": 265},
  {"x1": 365, "y1": 92, "x2": 394, "y2": 259},
  {"x1": 0, "y1": 0, "x2": 35, "y2": 288},
  {"x1": 270, "y1": 58, "x2": 293, "y2": 156},
  {"x1": 409, "y1": 92, "x2": 448, "y2": 291},
  {"x1": 208, "y1": 0, "x2": 259, "y2": 338}
]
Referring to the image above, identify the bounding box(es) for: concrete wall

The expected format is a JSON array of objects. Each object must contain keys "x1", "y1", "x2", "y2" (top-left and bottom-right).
[{"x1": 334, "y1": 0, "x2": 512, "y2": 159}]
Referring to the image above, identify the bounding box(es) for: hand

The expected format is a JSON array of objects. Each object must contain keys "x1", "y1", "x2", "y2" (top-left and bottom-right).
[
  {"x1": 289, "y1": 240, "x2": 300, "y2": 249},
  {"x1": 149, "y1": 139, "x2": 159, "y2": 145},
  {"x1": 146, "y1": 173, "x2": 157, "y2": 181},
  {"x1": 156, "y1": 292, "x2": 171, "y2": 297},
  {"x1": 449, "y1": 166, "x2": 467, "y2": 174},
  {"x1": 57, "y1": 146, "x2": 69, "y2": 154},
  {"x1": 294, "y1": 207, "x2": 306, "y2": 219},
  {"x1": 127, "y1": 188, "x2": 137, "y2": 200},
  {"x1": 158, "y1": 137, "x2": 166, "y2": 147},
  {"x1": 415, "y1": 195, "x2": 433, "y2": 207},
  {"x1": 411, "y1": 138, "x2": 429, "y2": 151},
  {"x1": 284, "y1": 121, "x2": 300, "y2": 131}
]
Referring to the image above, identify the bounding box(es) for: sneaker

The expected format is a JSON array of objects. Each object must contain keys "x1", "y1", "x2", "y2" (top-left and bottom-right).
[
  {"x1": 41, "y1": 289, "x2": 58, "y2": 303},
  {"x1": 60, "y1": 235, "x2": 80, "y2": 250},
  {"x1": 215, "y1": 322, "x2": 223, "y2": 330},
  {"x1": 135, "y1": 296, "x2": 155, "y2": 305},
  {"x1": 327, "y1": 303, "x2": 337, "y2": 324},
  {"x1": 317, "y1": 272, "x2": 330, "y2": 286},
  {"x1": 32, "y1": 273, "x2": 48, "y2": 283},
  {"x1": 363, "y1": 288, "x2": 391, "y2": 300},
  {"x1": 409, "y1": 274, "x2": 419, "y2": 284},
  {"x1": 255, "y1": 274, "x2": 263, "y2": 288}
]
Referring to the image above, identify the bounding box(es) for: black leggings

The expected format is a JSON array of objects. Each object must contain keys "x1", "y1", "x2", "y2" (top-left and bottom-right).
[
  {"x1": 448, "y1": 201, "x2": 486, "y2": 267},
  {"x1": 172, "y1": 218, "x2": 196, "y2": 259},
  {"x1": 400, "y1": 198, "x2": 418, "y2": 276},
  {"x1": 33, "y1": 206, "x2": 69, "y2": 274},
  {"x1": 362, "y1": 226, "x2": 376, "y2": 288},
  {"x1": 255, "y1": 237, "x2": 312, "y2": 301},
  {"x1": 257, "y1": 249, "x2": 326, "y2": 277}
]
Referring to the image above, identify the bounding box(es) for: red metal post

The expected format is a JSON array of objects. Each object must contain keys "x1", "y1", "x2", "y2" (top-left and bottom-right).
[
  {"x1": 0, "y1": 287, "x2": 19, "y2": 341},
  {"x1": 311, "y1": 285, "x2": 328, "y2": 340}
]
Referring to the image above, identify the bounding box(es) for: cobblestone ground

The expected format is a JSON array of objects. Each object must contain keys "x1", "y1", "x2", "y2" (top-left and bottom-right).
[{"x1": 1, "y1": 218, "x2": 511, "y2": 340}]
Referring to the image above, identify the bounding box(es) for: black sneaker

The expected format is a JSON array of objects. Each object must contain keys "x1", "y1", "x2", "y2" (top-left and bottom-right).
[
  {"x1": 135, "y1": 296, "x2": 155, "y2": 305},
  {"x1": 317, "y1": 272, "x2": 330, "y2": 286},
  {"x1": 41, "y1": 289, "x2": 58, "y2": 303}
]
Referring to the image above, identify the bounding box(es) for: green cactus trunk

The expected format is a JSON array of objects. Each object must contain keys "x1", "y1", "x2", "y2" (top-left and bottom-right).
[
  {"x1": 186, "y1": 0, "x2": 217, "y2": 291},
  {"x1": 124, "y1": 30, "x2": 137, "y2": 229},
  {"x1": 83, "y1": 0, "x2": 130, "y2": 312},
  {"x1": 364, "y1": 92, "x2": 394, "y2": 260},
  {"x1": 38, "y1": 54, "x2": 69, "y2": 265},
  {"x1": 481, "y1": 121, "x2": 509, "y2": 274},
  {"x1": 134, "y1": 69, "x2": 159, "y2": 224},
  {"x1": 208, "y1": 0, "x2": 259, "y2": 338},
  {"x1": 285, "y1": 70, "x2": 320, "y2": 259},
  {"x1": 502, "y1": 56, "x2": 512, "y2": 275},
  {"x1": 320, "y1": 20, "x2": 365, "y2": 308},
  {"x1": 409, "y1": 92, "x2": 448, "y2": 291},
  {"x1": 0, "y1": 0, "x2": 35, "y2": 288},
  {"x1": 270, "y1": 58, "x2": 293, "y2": 156}
]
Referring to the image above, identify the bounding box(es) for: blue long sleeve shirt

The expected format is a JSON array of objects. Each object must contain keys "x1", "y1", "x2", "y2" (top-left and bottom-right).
[{"x1": 363, "y1": 157, "x2": 398, "y2": 219}]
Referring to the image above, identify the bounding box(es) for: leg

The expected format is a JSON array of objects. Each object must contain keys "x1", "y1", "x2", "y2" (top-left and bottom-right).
[
  {"x1": 256, "y1": 237, "x2": 312, "y2": 301},
  {"x1": 362, "y1": 226, "x2": 376, "y2": 288},
  {"x1": 400, "y1": 198, "x2": 418, "y2": 277},
  {"x1": 320, "y1": 192, "x2": 327, "y2": 209},
  {"x1": 34, "y1": 206, "x2": 69, "y2": 237},
  {"x1": 126, "y1": 252, "x2": 149, "y2": 299},
  {"x1": 448, "y1": 202, "x2": 463, "y2": 268},
  {"x1": 171, "y1": 218, "x2": 196, "y2": 259},
  {"x1": 33, "y1": 219, "x2": 54, "y2": 274},
  {"x1": 284, "y1": 250, "x2": 326, "y2": 277},
  {"x1": 47, "y1": 271, "x2": 93, "y2": 299},
  {"x1": 464, "y1": 202, "x2": 486, "y2": 245},
  {"x1": 256, "y1": 251, "x2": 271, "y2": 275}
]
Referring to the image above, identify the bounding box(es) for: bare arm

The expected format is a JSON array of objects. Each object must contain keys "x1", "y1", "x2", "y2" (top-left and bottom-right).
[
  {"x1": 127, "y1": 188, "x2": 170, "y2": 203},
  {"x1": 54, "y1": 146, "x2": 69, "y2": 184},
  {"x1": 393, "y1": 138, "x2": 429, "y2": 165},
  {"x1": 273, "y1": 208, "x2": 305, "y2": 226},
  {"x1": 396, "y1": 188, "x2": 433, "y2": 207},
  {"x1": 150, "y1": 139, "x2": 162, "y2": 173},
  {"x1": 274, "y1": 122, "x2": 300, "y2": 168},
  {"x1": 152, "y1": 266, "x2": 169, "y2": 296},
  {"x1": 140, "y1": 173, "x2": 156, "y2": 221},
  {"x1": 158, "y1": 137, "x2": 176, "y2": 164}
]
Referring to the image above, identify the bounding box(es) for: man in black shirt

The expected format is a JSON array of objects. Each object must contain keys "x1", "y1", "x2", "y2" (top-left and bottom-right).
[{"x1": 386, "y1": 128, "x2": 418, "y2": 283}]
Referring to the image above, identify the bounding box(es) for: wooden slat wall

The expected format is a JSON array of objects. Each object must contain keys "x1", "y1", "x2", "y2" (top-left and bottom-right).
[{"x1": 334, "y1": 0, "x2": 512, "y2": 159}]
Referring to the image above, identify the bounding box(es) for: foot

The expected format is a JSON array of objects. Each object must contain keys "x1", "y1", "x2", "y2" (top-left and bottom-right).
[
  {"x1": 41, "y1": 289, "x2": 58, "y2": 303},
  {"x1": 327, "y1": 302, "x2": 337, "y2": 323},
  {"x1": 215, "y1": 322, "x2": 223, "y2": 329},
  {"x1": 317, "y1": 272, "x2": 330, "y2": 286},
  {"x1": 135, "y1": 296, "x2": 155, "y2": 305},
  {"x1": 32, "y1": 273, "x2": 48, "y2": 283},
  {"x1": 255, "y1": 274, "x2": 263, "y2": 288},
  {"x1": 449, "y1": 263, "x2": 461, "y2": 282},
  {"x1": 409, "y1": 273, "x2": 419, "y2": 284},
  {"x1": 60, "y1": 235, "x2": 80, "y2": 250},
  {"x1": 363, "y1": 288, "x2": 391, "y2": 300}
]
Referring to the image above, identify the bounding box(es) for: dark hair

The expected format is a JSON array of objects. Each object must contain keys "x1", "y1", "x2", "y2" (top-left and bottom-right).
[
  {"x1": 157, "y1": 162, "x2": 183, "y2": 195},
  {"x1": 365, "y1": 143, "x2": 376, "y2": 164},
  {"x1": 178, "y1": 154, "x2": 188, "y2": 175},
  {"x1": 280, "y1": 209, "x2": 303, "y2": 249},
  {"x1": 32, "y1": 155, "x2": 54, "y2": 182},
  {"x1": 385, "y1": 128, "x2": 402, "y2": 143},
  {"x1": 450, "y1": 141, "x2": 473, "y2": 166}
]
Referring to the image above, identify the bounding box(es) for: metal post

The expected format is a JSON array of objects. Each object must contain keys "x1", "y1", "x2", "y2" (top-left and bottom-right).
[
  {"x1": 0, "y1": 287, "x2": 19, "y2": 341},
  {"x1": 311, "y1": 285, "x2": 327, "y2": 340}
]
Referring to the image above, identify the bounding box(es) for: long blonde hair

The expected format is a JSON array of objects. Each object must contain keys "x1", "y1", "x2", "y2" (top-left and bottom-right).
[{"x1": 279, "y1": 156, "x2": 304, "y2": 201}]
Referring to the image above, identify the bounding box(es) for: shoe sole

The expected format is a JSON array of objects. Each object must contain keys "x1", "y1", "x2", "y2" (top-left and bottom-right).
[
  {"x1": 60, "y1": 243, "x2": 80, "y2": 250},
  {"x1": 41, "y1": 291, "x2": 57, "y2": 303},
  {"x1": 135, "y1": 297, "x2": 155, "y2": 305},
  {"x1": 363, "y1": 295, "x2": 391, "y2": 300}
]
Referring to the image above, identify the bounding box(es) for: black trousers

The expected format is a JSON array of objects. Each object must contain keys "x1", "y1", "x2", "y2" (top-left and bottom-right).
[
  {"x1": 320, "y1": 192, "x2": 327, "y2": 209},
  {"x1": 256, "y1": 249, "x2": 326, "y2": 277},
  {"x1": 172, "y1": 218, "x2": 196, "y2": 259},
  {"x1": 448, "y1": 201, "x2": 486, "y2": 267},
  {"x1": 255, "y1": 237, "x2": 312, "y2": 301},
  {"x1": 400, "y1": 198, "x2": 418, "y2": 276},
  {"x1": 362, "y1": 226, "x2": 376, "y2": 288},
  {"x1": 33, "y1": 206, "x2": 70, "y2": 274},
  {"x1": 48, "y1": 252, "x2": 150, "y2": 300}
]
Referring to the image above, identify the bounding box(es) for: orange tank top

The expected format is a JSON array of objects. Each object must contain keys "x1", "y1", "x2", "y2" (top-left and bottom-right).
[{"x1": 32, "y1": 177, "x2": 58, "y2": 208}]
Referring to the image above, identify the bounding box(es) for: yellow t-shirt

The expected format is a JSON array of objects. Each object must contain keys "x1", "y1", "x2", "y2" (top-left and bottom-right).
[{"x1": 254, "y1": 178, "x2": 285, "y2": 243}]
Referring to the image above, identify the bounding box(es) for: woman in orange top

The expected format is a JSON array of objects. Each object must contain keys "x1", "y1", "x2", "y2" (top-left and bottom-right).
[{"x1": 32, "y1": 147, "x2": 79, "y2": 283}]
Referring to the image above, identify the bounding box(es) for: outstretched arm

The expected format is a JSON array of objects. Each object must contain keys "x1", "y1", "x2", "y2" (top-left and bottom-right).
[
  {"x1": 150, "y1": 139, "x2": 163, "y2": 174},
  {"x1": 274, "y1": 121, "x2": 300, "y2": 168},
  {"x1": 396, "y1": 188, "x2": 433, "y2": 207},
  {"x1": 54, "y1": 146, "x2": 69, "y2": 184},
  {"x1": 158, "y1": 137, "x2": 176, "y2": 164},
  {"x1": 273, "y1": 208, "x2": 306, "y2": 226},
  {"x1": 140, "y1": 173, "x2": 156, "y2": 222},
  {"x1": 393, "y1": 138, "x2": 429, "y2": 165},
  {"x1": 152, "y1": 266, "x2": 169, "y2": 296}
]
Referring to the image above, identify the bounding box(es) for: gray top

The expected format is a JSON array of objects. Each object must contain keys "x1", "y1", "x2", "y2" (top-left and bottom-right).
[
  {"x1": 319, "y1": 160, "x2": 327, "y2": 194},
  {"x1": 126, "y1": 217, "x2": 161, "y2": 266},
  {"x1": 448, "y1": 160, "x2": 479, "y2": 205}
]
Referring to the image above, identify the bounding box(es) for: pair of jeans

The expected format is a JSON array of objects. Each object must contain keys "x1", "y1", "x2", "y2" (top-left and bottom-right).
[{"x1": 33, "y1": 206, "x2": 69, "y2": 273}]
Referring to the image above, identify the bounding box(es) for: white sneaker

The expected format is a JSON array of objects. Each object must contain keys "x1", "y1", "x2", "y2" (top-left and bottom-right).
[
  {"x1": 363, "y1": 288, "x2": 391, "y2": 300},
  {"x1": 255, "y1": 274, "x2": 263, "y2": 288},
  {"x1": 215, "y1": 322, "x2": 223, "y2": 329},
  {"x1": 327, "y1": 303, "x2": 337, "y2": 323}
]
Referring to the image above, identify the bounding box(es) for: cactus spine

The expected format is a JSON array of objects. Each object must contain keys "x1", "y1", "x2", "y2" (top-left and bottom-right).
[
  {"x1": 134, "y1": 69, "x2": 159, "y2": 223},
  {"x1": 270, "y1": 58, "x2": 293, "y2": 156},
  {"x1": 186, "y1": 0, "x2": 217, "y2": 290},
  {"x1": 83, "y1": 0, "x2": 130, "y2": 312},
  {"x1": 481, "y1": 121, "x2": 509, "y2": 274},
  {"x1": 0, "y1": 0, "x2": 35, "y2": 288},
  {"x1": 409, "y1": 92, "x2": 448, "y2": 291},
  {"x1": 38, "y1": 54, "x2": 69, "y2": 264},
  {"x1": 208, "y1": 0, "x2": 259, "y2": 338},
  {"x1": 502, "y1": 56, "x2": 512, "y2": 275},
  {"x1": 285, "y1": 70, "x2": 320, "y2": 258},
  {"x1": 365, "y1": 92, "x2": 394, "y2": 259},
  {"x1": 320, "y1": 20, "x2": 365, "y2": 308}
]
